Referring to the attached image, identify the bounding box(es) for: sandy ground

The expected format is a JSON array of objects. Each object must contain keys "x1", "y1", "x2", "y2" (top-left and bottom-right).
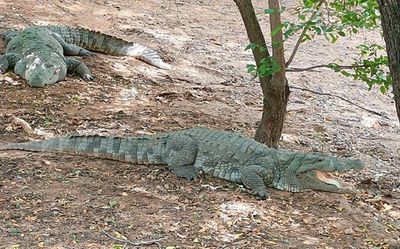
[{"x1": 0, "y1": 0, "x2": 399, "y2": 248}]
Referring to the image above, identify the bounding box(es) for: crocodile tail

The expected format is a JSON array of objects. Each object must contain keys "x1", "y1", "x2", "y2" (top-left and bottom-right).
[
  {"x1": 45, "y1": 25, "x2": 171, "y2": 69},
  {"x1": 0, "y1": 138, "x2": 66, "y2": 153},
  {"x1": 0, "y1": 135, "x2": 167, "y2": 164}
]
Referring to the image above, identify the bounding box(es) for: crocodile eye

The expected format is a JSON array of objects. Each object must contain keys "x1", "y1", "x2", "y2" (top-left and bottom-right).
[{"x1": 44, "y1": 63, "x2": 53, "y2": 68}]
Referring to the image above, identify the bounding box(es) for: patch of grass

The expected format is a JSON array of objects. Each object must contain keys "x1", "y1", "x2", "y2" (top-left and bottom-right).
[
  {"x1": 108, "y1": 200, "x2": 119, "y2": 209},
  {"x1": 71, "y1": 233, "x2": 80, "y2": 243},
  {"x1": 10, "y1": 228, "x2": 21, "y2": 237},
  {"x1": 15, "y1": 202, "x2": 21, "y2": 209}
]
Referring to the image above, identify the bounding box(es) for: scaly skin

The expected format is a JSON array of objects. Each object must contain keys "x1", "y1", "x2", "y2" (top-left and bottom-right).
[
  {"x1": 0, "y1": 128, "x2": 364, "y2": 198},
  {"x1": 0, "y1": 25, "x2": 170, "y2": 87}
]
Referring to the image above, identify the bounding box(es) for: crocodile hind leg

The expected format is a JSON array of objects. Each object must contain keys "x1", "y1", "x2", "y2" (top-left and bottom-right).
[
  {"x1": 165, "y1": 135, "x2": 199, "y2": 180},
  {"x1": 63, "y1": 44, "x2": 95, "y2": 56},
  {"x1": 0, "y1": 53, "x2": 21, "y2": 73},
  {"x1": 51, "y1": 33, "x2": 95, "y2": 56},
  {"x1": 66, "y1": 57, "x2": 95, "y2": 80}
]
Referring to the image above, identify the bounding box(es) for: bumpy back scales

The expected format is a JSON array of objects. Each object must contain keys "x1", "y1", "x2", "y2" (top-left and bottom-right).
[{"x1": 44, "y1": 25, "x2": 171, "y2": 69}]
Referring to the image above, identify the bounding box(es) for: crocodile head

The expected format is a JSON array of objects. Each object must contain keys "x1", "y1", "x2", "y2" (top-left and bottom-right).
[
  {"x1": 273, "y1": 152, "x2": 364, "y2": 193},
  {"x1": 17, "y1": 53, "x2": 67, "y2": 87}
]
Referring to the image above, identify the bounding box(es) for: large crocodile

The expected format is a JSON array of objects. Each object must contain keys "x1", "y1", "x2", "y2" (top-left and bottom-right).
[
  {"x1": 0, "y1": 25, "x2": 170, "y2": 87},
  {"x1": 0, "y1": 128, "x2": 363, "y2": 198}
]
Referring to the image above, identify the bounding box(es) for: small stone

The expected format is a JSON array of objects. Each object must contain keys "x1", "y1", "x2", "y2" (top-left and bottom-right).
[
  {"x1": 4, "y1": 76, "x2": 13, "y2": 82},
  {"x1": 361, "y1": 116, "x2": 380, "y2": 128},
  {"x1": 281, "y1": 133, "x2": 300, "y2": 143},
  {"x1": 4, "y1": 76, "x2": 21, "y2": 85},
  {"x1": 344, "y1": 228, "x2": 354, "y2": 235}
]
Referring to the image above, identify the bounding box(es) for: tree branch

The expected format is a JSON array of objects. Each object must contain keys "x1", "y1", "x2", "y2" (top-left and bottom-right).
[
  {"x1": 102, "y1": 230, "x2": 165, "y2": 248},
  {"x1": 290, "y1": 86, "x2": 387, "y2": 118},
  {"x1": 287, "y1": 63, "x2": 367, "y2": 72},
  {"x1": 268, "y1": 0, "x2": 286, "y2": 77},
  {"x1": 285, "y1": 0, "x2": 324, "y2": 67},
  {"x1": 234, "y1": 0, "x2": 271, "y2": 84},
  {"x1": 287, "y1": 64, "x2": 353, "y2": 72}
]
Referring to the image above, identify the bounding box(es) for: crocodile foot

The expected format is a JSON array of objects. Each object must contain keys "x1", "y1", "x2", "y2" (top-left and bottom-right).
[
  {"x1": 78, "y1": 48, "x2": 96, "y2": 56},
  {"x1": 82, "y1": 74, "x2": 96, "y2": 81},
  {"x1": 250, "y1": 187, "x2": 268, "y2": 200},
  {"x1": 81, "y1": 50, "x2": 96, "y2": 56},
  {"x1": 171, "y1": 165, "x2": 198, "y2": 181}
]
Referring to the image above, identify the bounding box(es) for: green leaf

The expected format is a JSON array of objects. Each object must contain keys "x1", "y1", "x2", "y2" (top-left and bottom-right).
[
  {"x1": 272, "y1": 41, "x2": 281, "y2": 48},
  {"x1": 301, "y1": 33, "x2": 311, "y2": 42},
  {"x1": 314, "y1": 26, "x2": 322, "y2": 35},
  {"x1": 328, "y1": 63, "x2": 340, "y2": 72},
  {"x1": 245, "y1": 43, "x2": 257, "y2": 51},
  {"x1": 271, "y1": 24, "x2": 284, "y2": 36},
  {"x1": 341, "y1": 71, "x2": 352, "y2": 77},
  {"x1": 264, "y1": 8, "x2": 275, "y2": 14},
  {"x1": 246, "y1": 64, "x2": 256, "y2": 74},
  {"x1": 259, "y1": 46, "x2": 268, "y2": 52}
]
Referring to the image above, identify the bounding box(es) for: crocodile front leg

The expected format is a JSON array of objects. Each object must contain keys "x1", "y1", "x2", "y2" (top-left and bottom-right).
[
  {"x1": 0, "y1": 53, "x2": 22, "y2": 73},
  {"x1": 66, "y1": 57, "x2": 95, "y2": 80},
  {"x1": 165, "y1": 135, "x2": 199, "y2": 180},
  {"x1": 239, "y1": 165, "x2": 275, "y2": 199}
]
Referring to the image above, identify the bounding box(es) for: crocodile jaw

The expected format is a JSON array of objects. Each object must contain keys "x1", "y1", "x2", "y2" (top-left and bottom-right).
[
  {"x1": 298, "y1": 170, "x2": 358, "y2": 193},
  {"x1": 315, "y1": 170, "x2": 343, "y2": 188}
]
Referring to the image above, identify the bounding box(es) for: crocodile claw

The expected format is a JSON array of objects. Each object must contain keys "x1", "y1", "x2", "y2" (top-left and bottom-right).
[
  {"x1": 250, "y1": 187, "x2": 268, "y2": 199},
  {"x1": 83, "y1": 74, "x2": 96, "y2": 81}
]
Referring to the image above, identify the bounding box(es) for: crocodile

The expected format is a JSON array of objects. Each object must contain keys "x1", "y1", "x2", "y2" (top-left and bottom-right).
[
  {"x1": 0, "y1": 128, "x2": 364, "y2": 198},
  {"x1": 0, "y1": 25, "x2": 170, "y2": 87}
]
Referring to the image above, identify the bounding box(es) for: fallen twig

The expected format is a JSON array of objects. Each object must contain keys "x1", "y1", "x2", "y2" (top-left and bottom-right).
[
  {"x1": 15, "y1": 13, "x2": 32, "y2": 25},
  {"x1": 8, "y1": 116, "x2": 35, "y2": 134},
  {"x1": 131, "y1": 187, "x2": 183, "y2": 206},
  {"x1": 102, "y1": 230, "x2": 165, "y2": 248},
  {"x1": 290, "y1": 86, "x2": 387, "y2": 118}
]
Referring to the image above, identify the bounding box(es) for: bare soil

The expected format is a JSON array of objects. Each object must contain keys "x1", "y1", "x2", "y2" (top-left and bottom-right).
[{"x1": 0, "y1": 0, "x2": 399, "y2": 248}]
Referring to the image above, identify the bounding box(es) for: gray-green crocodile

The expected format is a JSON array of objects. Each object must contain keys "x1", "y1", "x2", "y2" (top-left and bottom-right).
[
  {"x1": 0, "y1": 25, "x2": 170, "y2": 87},
  {"x1": 0, "y1": 128, "x2": 363, "y2": 198}
]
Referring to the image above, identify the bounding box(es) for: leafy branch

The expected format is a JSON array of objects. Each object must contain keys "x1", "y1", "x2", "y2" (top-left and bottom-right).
[
  {"x1": 285, "y1": 0, "x2": 324, "y2": 67},
  {"x1": 245, "y1": 44, "x2": 281, "y2": 78}
]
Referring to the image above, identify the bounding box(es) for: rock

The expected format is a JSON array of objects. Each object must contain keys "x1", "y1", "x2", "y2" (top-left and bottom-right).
[
  {"x1": 281, "y1": 133, "x2": 300, "y2": 144},
  {"x1": 344, "y1": 228, "x2": 354, "y2": 235},
  {"x1": 361, "y1": 116, "x2": 380, "y2": 128}
]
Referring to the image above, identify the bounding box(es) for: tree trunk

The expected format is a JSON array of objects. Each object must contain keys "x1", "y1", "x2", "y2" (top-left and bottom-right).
[
  {"x1": 234, "y1": 0, "x2": 289, "y2": 147},
  {"x1": 377, "y1": 0, "x2": 400, "y2": 123}
]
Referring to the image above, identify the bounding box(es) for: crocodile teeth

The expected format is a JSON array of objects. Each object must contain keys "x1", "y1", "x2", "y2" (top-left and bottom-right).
[
  {"x1": 314, "y1": 170, "x2": 357, "y2": 192},
  {"x1": 315, "y1": 170, "x2": 342, "y2": 188}
]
